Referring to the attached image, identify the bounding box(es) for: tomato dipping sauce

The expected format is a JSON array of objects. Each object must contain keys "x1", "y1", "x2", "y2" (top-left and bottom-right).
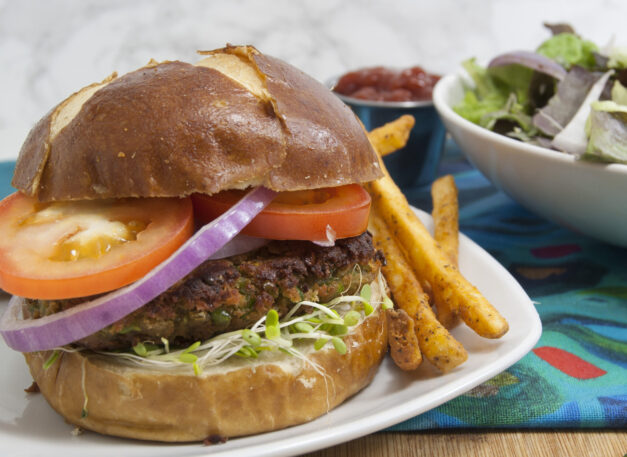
[{"x1": 333, "y1": 66, "x2": 440, "y2": 102}]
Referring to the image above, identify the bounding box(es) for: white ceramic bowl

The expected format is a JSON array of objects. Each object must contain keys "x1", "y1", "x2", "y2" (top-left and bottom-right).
[{"x1": 433, "y1": 72, "x2": 627, "y2": 247}]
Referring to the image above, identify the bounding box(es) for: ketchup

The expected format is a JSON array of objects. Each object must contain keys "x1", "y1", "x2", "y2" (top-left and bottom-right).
[{"x1": 334, "y1": 66, "x2": 440, "y2": 102}]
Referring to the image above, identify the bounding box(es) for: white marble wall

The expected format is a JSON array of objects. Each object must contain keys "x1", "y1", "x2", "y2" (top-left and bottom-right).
[{"x1": 1, "y1": 0, "x2": 625, "y2": 160}]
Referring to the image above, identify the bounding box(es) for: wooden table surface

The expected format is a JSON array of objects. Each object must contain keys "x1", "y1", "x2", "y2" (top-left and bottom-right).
[{"x1": 303, "y1": 430, "x2": 626, "y2": 456}]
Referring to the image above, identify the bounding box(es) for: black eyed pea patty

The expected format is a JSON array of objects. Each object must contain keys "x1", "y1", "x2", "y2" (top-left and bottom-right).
[{"x1": 25, "y1": 232, "x2": 384, "y2": 351}]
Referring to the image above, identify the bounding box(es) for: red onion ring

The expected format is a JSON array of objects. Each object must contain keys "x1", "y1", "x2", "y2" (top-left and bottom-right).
[
  {"x1": 488, "y1": 50, "x2": 567, "y2": 81},
  {"x1": 0, "y1": 187, "x2": 276, "y2": 352},
  {"x1": 209, "y1": 233, "x2": 269, "y2": 259}
]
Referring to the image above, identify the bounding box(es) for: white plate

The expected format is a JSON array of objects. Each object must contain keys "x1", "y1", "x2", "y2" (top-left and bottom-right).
[{"x1": 0, "y1": 209, "x2": 541, "y2": 457}]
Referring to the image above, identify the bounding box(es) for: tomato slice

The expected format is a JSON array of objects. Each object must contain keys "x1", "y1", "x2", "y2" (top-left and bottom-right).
[
  {"x1": 0, "y1": 193, "x2": 194, "y2": 300},
  {"x1": 192, "y1": 184, "x2": 371, "y2": 241}
]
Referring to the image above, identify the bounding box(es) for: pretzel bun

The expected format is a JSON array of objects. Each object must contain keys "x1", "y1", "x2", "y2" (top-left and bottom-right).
[
  {"x1": 24, "y1": 303, "x2": 387, "y2": 442},
  {"x1": 12, "y1": 45, "x2": 382, "y2": 201}
]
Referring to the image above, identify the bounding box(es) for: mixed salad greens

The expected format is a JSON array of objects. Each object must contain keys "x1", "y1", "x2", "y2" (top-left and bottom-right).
[{"x1": 455, "y1": 23, "x2": 627, "y2": 164}]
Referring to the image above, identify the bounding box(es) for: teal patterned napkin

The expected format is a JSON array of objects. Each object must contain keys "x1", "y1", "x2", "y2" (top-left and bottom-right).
[{"x1": 389, "y1": 145, "x2": 627, "y2": 430}]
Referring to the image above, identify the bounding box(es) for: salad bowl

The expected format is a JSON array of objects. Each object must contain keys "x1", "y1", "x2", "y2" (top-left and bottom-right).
[{"x1": 433, "y1": 72, "x2": 627, "y2": 247}]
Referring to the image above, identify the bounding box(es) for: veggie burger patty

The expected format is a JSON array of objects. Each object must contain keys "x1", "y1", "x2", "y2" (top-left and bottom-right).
[{"x1": 24, "y1": 232, "x2": 384, "y2": 351}]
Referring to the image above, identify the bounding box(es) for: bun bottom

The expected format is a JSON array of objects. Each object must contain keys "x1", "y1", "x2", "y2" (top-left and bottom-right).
[{"x1": 24, "y1": 299, "x2": 387, "y2": 442}]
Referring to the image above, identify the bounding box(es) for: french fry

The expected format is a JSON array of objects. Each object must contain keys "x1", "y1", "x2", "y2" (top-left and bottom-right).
[
  {"x1": 366, "y1": 114, "x2": 415, "y2": 157},
  {"x1": 367, "y1": 164, "x2": 509, "y2": 339},
  {"x1": 431, "y1": 175, "x2": 460, "y2": 329},
  {"x1": 371, "y1": 213, "x2": 467, "y2": 372},
  {"x1": 431, "y1": 175, "x2": 459, "y2": 266},
  {"x1": 386, "y1": 308, "x2": 422, "y2": 371}
]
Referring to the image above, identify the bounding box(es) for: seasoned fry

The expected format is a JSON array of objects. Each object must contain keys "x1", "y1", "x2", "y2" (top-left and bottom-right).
[
  {"x1": 431, "y1": 175, "x2": 459, "y2": 266},
  {"x1": 371, "y1": 213, "x2": 467, "y2": 372},
  {"x1": 386, "y1": 308, "x2": 422, "y2": 371},
  {"x1": 366, "y1": 114, "x2": 415, "y2": 156},
  {"x1": 367, "y1": 164, "x2": 509, "y2": 339},
  {"x1": 431, "y1": 174, "x2": 460, "y2": 329}
]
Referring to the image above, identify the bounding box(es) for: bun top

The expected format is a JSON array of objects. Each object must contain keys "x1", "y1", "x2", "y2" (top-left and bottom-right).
[{"x1": 13, "y1": 45, "x2": 382, "y2": 201}]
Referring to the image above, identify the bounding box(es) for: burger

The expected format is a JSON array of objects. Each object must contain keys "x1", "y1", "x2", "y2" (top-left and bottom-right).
[{"x1": 0, "y1": 45, "x2": 390, "y2": 442}]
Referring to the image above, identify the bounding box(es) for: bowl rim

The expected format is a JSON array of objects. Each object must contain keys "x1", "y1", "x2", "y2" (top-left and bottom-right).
[
  {"x1": 326, "y1": 76, "x2": 434, "y2": 108},
  {"x1": 432, "y1": 72, "x2": 627, "y2": 175}
]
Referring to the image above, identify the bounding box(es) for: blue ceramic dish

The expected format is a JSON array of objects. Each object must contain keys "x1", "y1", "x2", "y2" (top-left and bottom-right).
[{"x1": 329, "y1": 86, "x2": 446, "y2": 189}]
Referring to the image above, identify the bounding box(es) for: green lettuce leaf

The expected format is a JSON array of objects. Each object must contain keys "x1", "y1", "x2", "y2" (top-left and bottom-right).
[
  {"x1": 454, "y1": 90, "x2": 506, "y2": 126},
  {"x1": 454, "y1": 58, "x2": 534, "y2": 132},
  {"x1": 481, "y1": 93, "x2": 536, "y2": 133},
  {"x1": 591, "y1": 100, "x2": 627, "y2": 115},
  {"x1": 611, "y1": 80, "x2": 627, "y2": 105},
  {"x1": 454, "y1": 59, "x2": 509, "y2": 125},
  {"x1": 584, "y1": 100, "x2": 627, "y2": 163},
  {"x1": 460, "y1": 58, "x2": 500, "y2": 98},
  {"x1": 608, "y1": 46, "x2": 627, "y2": 69},
  {"x1": 536, "y1": 33, "x2": 598, "y2": 69},
  {"x1": 487, "y1": 64, "x2": 534, "y2": 106}
]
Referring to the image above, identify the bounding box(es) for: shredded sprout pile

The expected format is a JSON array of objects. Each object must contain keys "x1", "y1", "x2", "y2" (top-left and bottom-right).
[{"x1": 45, "y1": 274, "x2": 392, "y2": 376}]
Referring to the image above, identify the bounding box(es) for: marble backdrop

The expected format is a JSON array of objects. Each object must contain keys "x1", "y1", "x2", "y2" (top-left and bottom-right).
[{"x1": 1, "y1": 0, "x2": 625, "y2": 160}]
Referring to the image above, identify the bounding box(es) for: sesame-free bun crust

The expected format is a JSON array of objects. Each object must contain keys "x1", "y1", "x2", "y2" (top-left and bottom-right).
[
  {"x1": 13, "y1": 45, "x2": 382, "y2": 201},
  {"x1": 24, "y1": 306, "x2": 387, "y2": 442}
]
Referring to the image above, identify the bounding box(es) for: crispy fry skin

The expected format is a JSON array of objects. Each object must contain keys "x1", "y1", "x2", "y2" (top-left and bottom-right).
[
  {"x1": 371, "y1": 214, "x2": 467, "y2": 372},
  {"x1": 431, "y1": 174, "x2": 460, "y2": 329},
  {"x1": 366, "y1": 164, "x2": 509, "y2": 339},
  {"x1": 366, "y1": 115, "x2": 415, "y2": 157},
  {"x1": 386, "y1": 308, "x2": 422, "y2": 371},
  {"x1": 431, "y1": 175, "x2": 459, "y2": 265}
]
